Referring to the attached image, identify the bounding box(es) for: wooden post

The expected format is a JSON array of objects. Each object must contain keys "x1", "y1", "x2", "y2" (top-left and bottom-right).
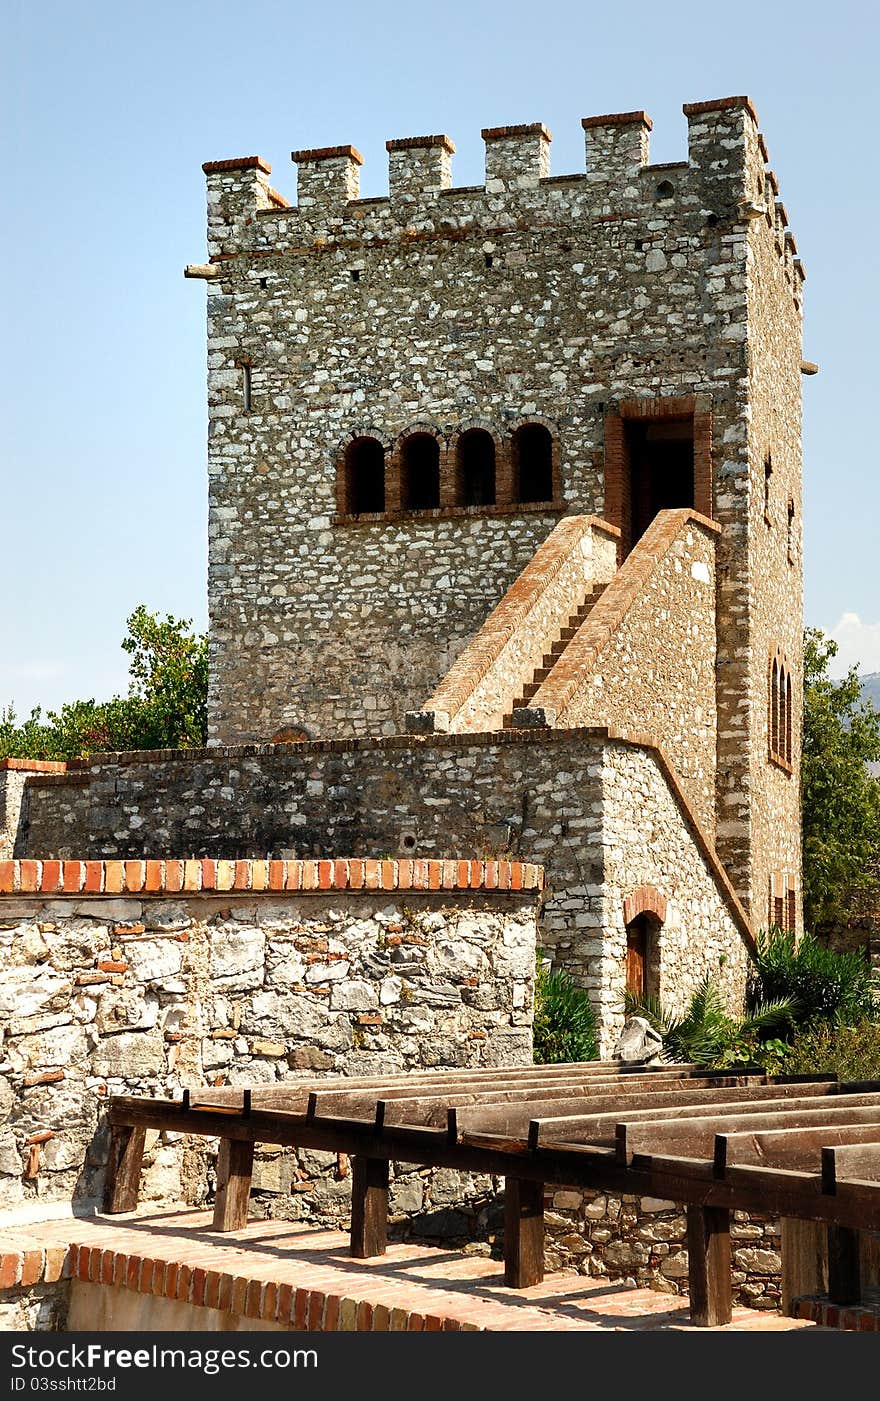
[
  {"x1": 103, "y1": 1124, "x2": 146, "y2": 1214},
  {"x1": 781, "y1": 1217, "x2": 827, "y2": 1315},
  {"x1": 503, "y1": 1177, "x2": 545, "y2": 1288},
  {"x1": 686, "y1": 1203, "x2": 732, "y2": 1327},
  {"x1": 350, "y1": 1155, "x2": 389, "y2": 1259},
  {"x1": 212, "y1": 1138, "x2": 255, "y2": 1231},
  {"x1": 827, "y1": 1225, "x2": 861, "y2": 1305}
]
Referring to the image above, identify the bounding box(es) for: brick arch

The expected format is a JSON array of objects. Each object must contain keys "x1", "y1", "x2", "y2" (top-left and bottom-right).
[
  {"x1": 335, "y1": 428, "x2": 391, "y2": 516},
  {"x1": 623, "y1": 885, "x2": 667, "y2": 928},
  {"x1": 451, "y1": 420, "x2": 502, "y2": 507},
  {"x1": 390, "y1": 422, "x2": 448, "y2": 512},
  {"x1": 505, "y1": 414, "x2": 561, "y2": 505}
]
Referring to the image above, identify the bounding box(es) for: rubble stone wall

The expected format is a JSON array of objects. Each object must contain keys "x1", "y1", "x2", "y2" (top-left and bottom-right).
[{"x1": 0, "y1": 859, "x2": 538, "y2": 1217}]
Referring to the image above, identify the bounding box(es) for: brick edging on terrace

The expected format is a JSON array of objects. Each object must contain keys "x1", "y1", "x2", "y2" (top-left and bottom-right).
[{"x1": 0, "y1": 857, "x2": 543, "y2": 899}]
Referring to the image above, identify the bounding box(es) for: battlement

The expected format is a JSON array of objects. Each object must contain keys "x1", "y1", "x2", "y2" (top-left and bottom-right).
[{"x1": 196, "y1": 96, "x2": 802, "y2": 296}]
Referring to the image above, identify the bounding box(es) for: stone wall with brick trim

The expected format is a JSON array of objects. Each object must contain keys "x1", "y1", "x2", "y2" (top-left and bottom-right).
[
  {"x1": 13, "y1": 730, "x2": 752, "y2": 1055},
  {"x1": 516, "y1": 509, "x2": 719, "y2": 835},
  {"x1": 0, "y1": 860, "x2": 539, "y2": 1216},
  {"x1": 408, "y1": 515, "x2": 618, "y2": 735}
]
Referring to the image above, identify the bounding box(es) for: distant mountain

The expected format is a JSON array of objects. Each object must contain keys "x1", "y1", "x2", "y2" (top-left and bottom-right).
[{"x1": 861, "y1": 673, "x2": 880, "y2": 713}]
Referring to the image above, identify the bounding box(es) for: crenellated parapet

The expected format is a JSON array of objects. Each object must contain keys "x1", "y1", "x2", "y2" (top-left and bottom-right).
[{"x1": 194, "y1": 96, "x2": 801, "y2": 302}]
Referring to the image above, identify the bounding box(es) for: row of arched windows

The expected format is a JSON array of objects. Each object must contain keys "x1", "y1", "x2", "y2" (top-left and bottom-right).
[
  {"x1": 338, "y1": 423, "x2": 556, "y2": 518},
  {"x1": 769, "y1": 651, "x2": 793, "y2": 769}
]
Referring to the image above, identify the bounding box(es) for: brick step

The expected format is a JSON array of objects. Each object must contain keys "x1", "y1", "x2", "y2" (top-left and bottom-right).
[{"x1": 499, "y1": 583, "x2": 608, "y2": 729}]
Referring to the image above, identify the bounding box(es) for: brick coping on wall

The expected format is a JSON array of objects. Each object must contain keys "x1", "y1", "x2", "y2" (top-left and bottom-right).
[{"x1": 0, "y1": 857, "x2": 543, "y2": 900}]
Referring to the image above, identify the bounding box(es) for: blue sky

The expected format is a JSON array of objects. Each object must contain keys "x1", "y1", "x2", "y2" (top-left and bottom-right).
[{"x1": 3, "y1": 0, "x2": 878, "y2": 714}]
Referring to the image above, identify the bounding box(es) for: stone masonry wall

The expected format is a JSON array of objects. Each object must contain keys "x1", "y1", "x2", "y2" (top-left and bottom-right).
[
  {"x1": 1, "y1": 763, "x2": 66, "y2": 860},
  {"x1": 520, "y1": 510, "x2": 719, "y2": 835},
  {"x1": 0, "y1": 859, "x2": 538, "y2": 1217},
  {"x1": 595, "y1": 743, "x2": 752, "y2": 1049},
  {"x1": 16, "y1": 731, "x2": 753, "y2": 1054},
  {"x1": 198, "y1": 98, "x2": 802, "y2": 848}
]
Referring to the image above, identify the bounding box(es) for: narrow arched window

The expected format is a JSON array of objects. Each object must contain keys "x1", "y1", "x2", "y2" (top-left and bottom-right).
[
  {"x1": 784, "y1": 669, "x2": 793, "y2": 765},
  {"x1": 401, "y1": 433, "x2": 440, "y2": 511},
  {"x1": 456, "y1": 430, "x2": 496, "y2": 506},
  {"x1": 770, "y1": 656, "x2": 780, "y2": 758},
  {"x1": 343, "y1": 437, "x2": 385, "y2": 514},
  {"x1": 769, "y1": 652, "x2": 793, "y2": 771},
  {"x1": 512, "y1": 423, "x2": 554, "y2": 503}
]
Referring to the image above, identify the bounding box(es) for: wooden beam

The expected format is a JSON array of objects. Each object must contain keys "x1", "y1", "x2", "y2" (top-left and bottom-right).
[
  {"x1": 686, "y1": 1204, "x2": 731, "y2": 1327},
  {"x1": 103, "y1": 1124, "x2": 146, "y2": 1214},
  {"x1": 350, "y1": 1155, "x2": 389, "y2": 1259},
  {"x1": 822, "y1": 1141, "x2": 880, "y2": 1191},
  {"x1": 212, "y1": 1138, "x2": 255, "y2": 1231},
  {"x1": 504, "y1": 1177, "x2": 545, "y2": 1288},
  {"x1": 526, "y1": 1081, "x2": 836, "y2": 1149},
  {"x1": 719, "y1": 1125, "x2": 880, "y2": 1176},
  {"x1": 827, "y1": 1224, "x2": 861, "y2": 1305},
  {"x1": 781, "y1": 1218, "x2": 827, "y2": 1315},
  {"x1": 618, "y1": 1102, "x2": 880, "y2": 1163}
]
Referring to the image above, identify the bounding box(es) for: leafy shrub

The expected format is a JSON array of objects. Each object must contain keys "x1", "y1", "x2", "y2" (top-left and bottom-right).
[
  {"x1": 782, "y1": 1020, "x2": 880, "y2": 1081},
  {"x1": 749, "y1": 928, "x2": 878, "y2": 1028},
  {"x1": 533, "y1": 962, "x2": 597, "y2": 1064}
]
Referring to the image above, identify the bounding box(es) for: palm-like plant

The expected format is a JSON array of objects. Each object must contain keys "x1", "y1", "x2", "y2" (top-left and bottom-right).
[{"x1": 624, "y1": 974, "x2": 796, "y2": 1068}]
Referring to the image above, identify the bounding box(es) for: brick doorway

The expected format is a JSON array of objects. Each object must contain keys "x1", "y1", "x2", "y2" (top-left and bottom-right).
[
  {"x1": 626, "y1": 418, "x2": 694, "y2": 548},
  {"x1": 604, "y1": 395, "x2": 712, "y2": 558},
  {"x1": 624, "y1": 911, "x2": 661, "y2": 1001}
]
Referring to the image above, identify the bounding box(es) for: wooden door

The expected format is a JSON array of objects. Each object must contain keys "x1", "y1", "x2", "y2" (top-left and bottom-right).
[{"x1": 626, "y1": 917, "x2": 647, "y2": 999}]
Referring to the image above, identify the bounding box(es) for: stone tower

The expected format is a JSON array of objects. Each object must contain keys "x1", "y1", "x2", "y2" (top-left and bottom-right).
[{"x1": 191, "y1": 95, "x2": 805, "y2": 935}]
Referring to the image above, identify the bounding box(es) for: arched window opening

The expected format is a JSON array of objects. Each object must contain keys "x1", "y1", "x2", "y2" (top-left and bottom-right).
[
  {"x1": 401, "y1": 433, "x2": 441, "y2": 511},
  {"x1": 655, "y1": 180, "x2": 675, "y2": 201},
  {"x1": 784, "y1": 670, "x2": 793, "y2": 765},
  {"x1": 456, "y1": 430, "x2": 496, "y2": 507},
  {"x1": 769, "y1": 652, "x2": 793, "y2": 770},
  {"x1": 512, "y1": 423, "x2": 554, "y2": 504},
  {"x1": 764, "y1": 454, "x2": 773, "y2": 524},
  {"x1": 344, "y1": 437, "x2": 385, "y2": 515},
  {"x1": 787, "y1": 498, "x2": 796, "y2": 564}
]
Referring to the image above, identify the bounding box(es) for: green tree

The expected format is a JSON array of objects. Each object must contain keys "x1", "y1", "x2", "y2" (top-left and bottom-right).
[
  {"x1": 802, "y1": 628, "x2": 880, "y2": 927},
  {"x1": 0, "y1": 608, "x2": 208, "y2": 761}
]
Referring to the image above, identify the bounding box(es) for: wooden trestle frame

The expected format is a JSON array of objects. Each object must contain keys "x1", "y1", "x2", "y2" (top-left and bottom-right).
[{"x1": 105, "y1": 1062, "x2": 880, "y2": 1327}]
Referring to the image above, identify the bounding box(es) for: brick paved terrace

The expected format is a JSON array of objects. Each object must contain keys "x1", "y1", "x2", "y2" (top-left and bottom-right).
[{"x1": 0, "y1": 1209, "x2": 824, "y2": 1333}]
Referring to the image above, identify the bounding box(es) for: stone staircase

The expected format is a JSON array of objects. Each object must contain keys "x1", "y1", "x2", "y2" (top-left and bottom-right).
[{"x1": 502, "y1": 583, "x2": 607, "y2": 729}]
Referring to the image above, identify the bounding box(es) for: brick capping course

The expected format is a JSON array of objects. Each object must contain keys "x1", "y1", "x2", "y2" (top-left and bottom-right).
[
  {"x1": 0, "y1": 857, "x2": 543, "y2": 899},
  {"x1": 682, "y1": 96, "x2": 759, "y2": 126},
  {"x1": 481, "y1": 124, "x2": 552, "y2": 142},
  {"x1": 202, "y1": 156, "x2": 271, "y2": 175},
  {"x1": 386, "y1": 135, "x2": 455, "y2": 154},
  {"x1": 582, "y1": 111, "x2": 653, "y2": 130},
  {"x1": 0, "y1": 758, "x2": 67, "y2": 773},
  {"x1": 291, "y1": 145, "x2": 364, "y2": 165}
]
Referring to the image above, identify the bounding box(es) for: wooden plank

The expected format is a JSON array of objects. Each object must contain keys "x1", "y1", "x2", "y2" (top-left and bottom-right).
[
  {"x1": 306, "y1": 1066, "x2": 712, "y2": 1121},
  {"x1": 781, "y1": 1218, "x2": 827, "y2": 1315},
  {"x1": 504, "y1": 1177, "x2": 545, "y2": 1288},
  {"x1": 822, "y1": 1141, "x2": 880, "y2": 1190},
  {"x1": 212, "y1": 1138, "x2": 255, "y2": 1231},
  {"x1": 827, "y1": 1224, "x2": 861, "y2": 1305},
  {"x1": 350, "y1": 1155, "x2": 389, "y2": 1258},
  {"x1": 617, "y1": 1102, "x2": 880, "y2": 1163},
  {"x1": 529, "y1": 1087, "x2": 865, "y2": 1150},
  {"x1": 686, "y1": 1204, "x2": 731, "y2": 1327},
  {"x1": 103, "y1": 1124, "x2": 146, "y2": 1214},
  {"x1": 719, "y1": 1125, "x2": 880, "y2": 1176}
]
